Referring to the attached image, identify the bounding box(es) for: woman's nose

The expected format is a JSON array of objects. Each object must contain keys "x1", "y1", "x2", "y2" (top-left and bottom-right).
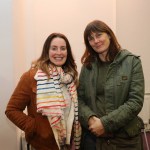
[
  {"x1": 93, "y1": 37, "x2": 99, "y2": 43},
  {"x1": 56, "y1": 49, "x2": 62, "y2": 54}
]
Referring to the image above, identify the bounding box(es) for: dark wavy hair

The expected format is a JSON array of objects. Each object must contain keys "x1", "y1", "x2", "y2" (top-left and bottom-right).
[
  {"x1": 81, "y1": 20, "x2": 121, "y2": 69},
  {"x1": 32, "y1": 33, "x2": 78, "y2": 84}
]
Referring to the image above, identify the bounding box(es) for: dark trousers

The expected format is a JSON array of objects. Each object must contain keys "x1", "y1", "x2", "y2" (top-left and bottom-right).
[{"x1": 80, "y1": 132, "x2": 143, "y2": 150}]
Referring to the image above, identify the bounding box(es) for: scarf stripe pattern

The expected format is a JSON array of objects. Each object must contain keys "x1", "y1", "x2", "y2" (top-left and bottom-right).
[{"x1": 34, "y1": 66, "x2": 81, "y2": 149}]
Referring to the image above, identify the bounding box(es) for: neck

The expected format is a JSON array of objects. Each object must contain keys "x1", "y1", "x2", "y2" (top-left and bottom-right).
[
  {"x1": 98, "y1": 49, "x2": 109, "y2": 62},
  {"x1": 99, "y1": 53, "x2": 109, "y2": 62}
]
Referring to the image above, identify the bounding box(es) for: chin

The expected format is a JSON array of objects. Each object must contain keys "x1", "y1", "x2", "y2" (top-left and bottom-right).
[{"x1": 54, "y1": 63, "x2": 65, "y2": 67}]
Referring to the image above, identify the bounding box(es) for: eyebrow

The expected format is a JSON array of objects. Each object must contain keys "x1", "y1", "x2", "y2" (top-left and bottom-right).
[
  {"x1": 51, "y1": 45, "x2": 66, "y2": 46},
  {"x1": 50, "y1": 45, "x2": 66, "y2": 48},
  {"x1": 88, "y1": 35, "x2": 94, "y2": 40}
]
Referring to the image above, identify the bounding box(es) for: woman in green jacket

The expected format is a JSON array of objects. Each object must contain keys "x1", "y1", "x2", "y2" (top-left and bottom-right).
[{"x1": 78, "y1": 20, "x2": 145, "y2": 150}]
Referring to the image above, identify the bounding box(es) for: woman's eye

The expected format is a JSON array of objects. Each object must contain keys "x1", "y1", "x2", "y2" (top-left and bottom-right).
[
  {"x1": 97, "y1": 33, "x2": 102, "y2": 37},
  {"x1": 52, "y1": 48, "x2": 57, "y2": 50},
  {"x1": 88, "y1": 36, "x2": 93, "y2": 41},
  {"x1": 61, "y1": 47, "x2": 66, "y2": 51},
  {"x1": 50, "y1": 47, "x2": 57, "y2": 51}
]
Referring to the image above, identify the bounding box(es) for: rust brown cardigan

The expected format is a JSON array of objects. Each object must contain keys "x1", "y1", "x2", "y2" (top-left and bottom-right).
[{"x1": 5, "y1": 68, "x2": 59, "y2": 150}]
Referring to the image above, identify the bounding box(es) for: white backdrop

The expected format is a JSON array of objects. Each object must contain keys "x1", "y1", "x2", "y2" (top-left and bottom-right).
[
  {"x1": 1, "y1": 0, "x2": 150, "y2": 149},
  {"x1": 13, "y1": 2, "x2": 116, "y2": 147},
  {"x1": 13, "y1": 0, "x2": 116, "y2": 77},
  {"x1": 116, "y1": 0, "x2": 150, "y2": 93}
]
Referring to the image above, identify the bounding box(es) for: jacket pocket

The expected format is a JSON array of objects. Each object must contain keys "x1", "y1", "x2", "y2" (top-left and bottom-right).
[
  {"x1": 25, "y1": 114, "x2": 58, "y2": 149},
  {"x1": 116, "y1": 75, "x2": 129, "y2": 86},
  {"x1": 123, "y1": 116, "x2": 144, "y2": 137},
  {"x1": 34, "y1": 114, "x2": 53, "y2": 139},
  {"x1": 25, "y1": 117, "x2": 36, "y2": 143}
]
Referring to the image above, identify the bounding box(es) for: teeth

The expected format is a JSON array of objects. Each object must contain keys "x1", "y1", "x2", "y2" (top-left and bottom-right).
[{"x1": 55, "y1": 57, "x2": 62, "y2": 60}]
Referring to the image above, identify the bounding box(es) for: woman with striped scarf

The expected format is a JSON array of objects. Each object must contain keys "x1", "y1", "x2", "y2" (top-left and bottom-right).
[{"x1": 5, "y1": 33, "x2": 81, "y2": 150}]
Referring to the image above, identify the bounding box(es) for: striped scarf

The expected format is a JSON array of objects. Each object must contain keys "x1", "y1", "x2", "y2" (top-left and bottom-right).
[{"x1": 34, "y1": 66, "x2": 81, "y2": 149}]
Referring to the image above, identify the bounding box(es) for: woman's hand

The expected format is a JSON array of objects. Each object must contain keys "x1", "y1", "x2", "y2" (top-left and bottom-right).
[{"x1": 88, "y1": 116, "x2": 105, "y2": 136}]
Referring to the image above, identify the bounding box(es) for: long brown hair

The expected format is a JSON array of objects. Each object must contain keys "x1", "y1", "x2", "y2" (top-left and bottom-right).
[
  {"x1": 82, "y1": 20, "x2": 121, "y2": 69},
  {"x1": 32, "y1": 33, "x2": 78, "y2": 85}
]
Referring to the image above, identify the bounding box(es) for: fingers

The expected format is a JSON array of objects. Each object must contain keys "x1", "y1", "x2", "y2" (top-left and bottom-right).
[{"x1": 88, "y1": 120, "x2": 105, "y2": 136}]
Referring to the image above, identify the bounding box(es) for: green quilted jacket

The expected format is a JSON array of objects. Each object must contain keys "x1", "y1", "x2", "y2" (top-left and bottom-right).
[{"x1": 78, "y1": 49, "x2": 145, "y2": 137}]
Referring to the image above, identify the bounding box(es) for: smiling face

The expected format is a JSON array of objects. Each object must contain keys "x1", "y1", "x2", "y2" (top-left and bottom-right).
[
  {"x1": 49, "y1": 37, "x2": 67, "y2": 66},
  {"x1": 88, "y1": 32, "x2": 110, "y2": 61}
]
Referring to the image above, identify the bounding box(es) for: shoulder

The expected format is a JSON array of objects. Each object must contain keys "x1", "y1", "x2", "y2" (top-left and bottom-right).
[
  {"x1": 29, "y1": 67, "x2": 38, "y2": 78},
  {"x1": 116, "y1": 50, "x2": 143, "y2": 73},
  {"x1": 124, "y1": 49, "x2": 142, "y2": 64},
  {"x1": 121, "y1": 49, "x2": 140, "y2": 58},
  {"x1": 21, "y1": 67, "x2": 38, "y2": 81},
  {"x1": 116, "y1": 49, "x2": 142, "y2": 64},
  {"x1": 19, "y1": 68, "x2": 38, "y2": 90}
]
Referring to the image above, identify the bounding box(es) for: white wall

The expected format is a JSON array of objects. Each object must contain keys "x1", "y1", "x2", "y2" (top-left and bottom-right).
[
  {"x1": 2, "y1": 0, "x2": 150, "y2": 149},
  {"x1": 0, "y1": 0, "x2": 18, "y2": 150},
  {"x1": 116, "y1": 0, "x2": 150, "y2": 93},
  {"x1": 1, "y1": 0, "x2": 116, "y2": 149},
  {"x1": 14, "y1": 0, "x2": 116, "y2": 73}
]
